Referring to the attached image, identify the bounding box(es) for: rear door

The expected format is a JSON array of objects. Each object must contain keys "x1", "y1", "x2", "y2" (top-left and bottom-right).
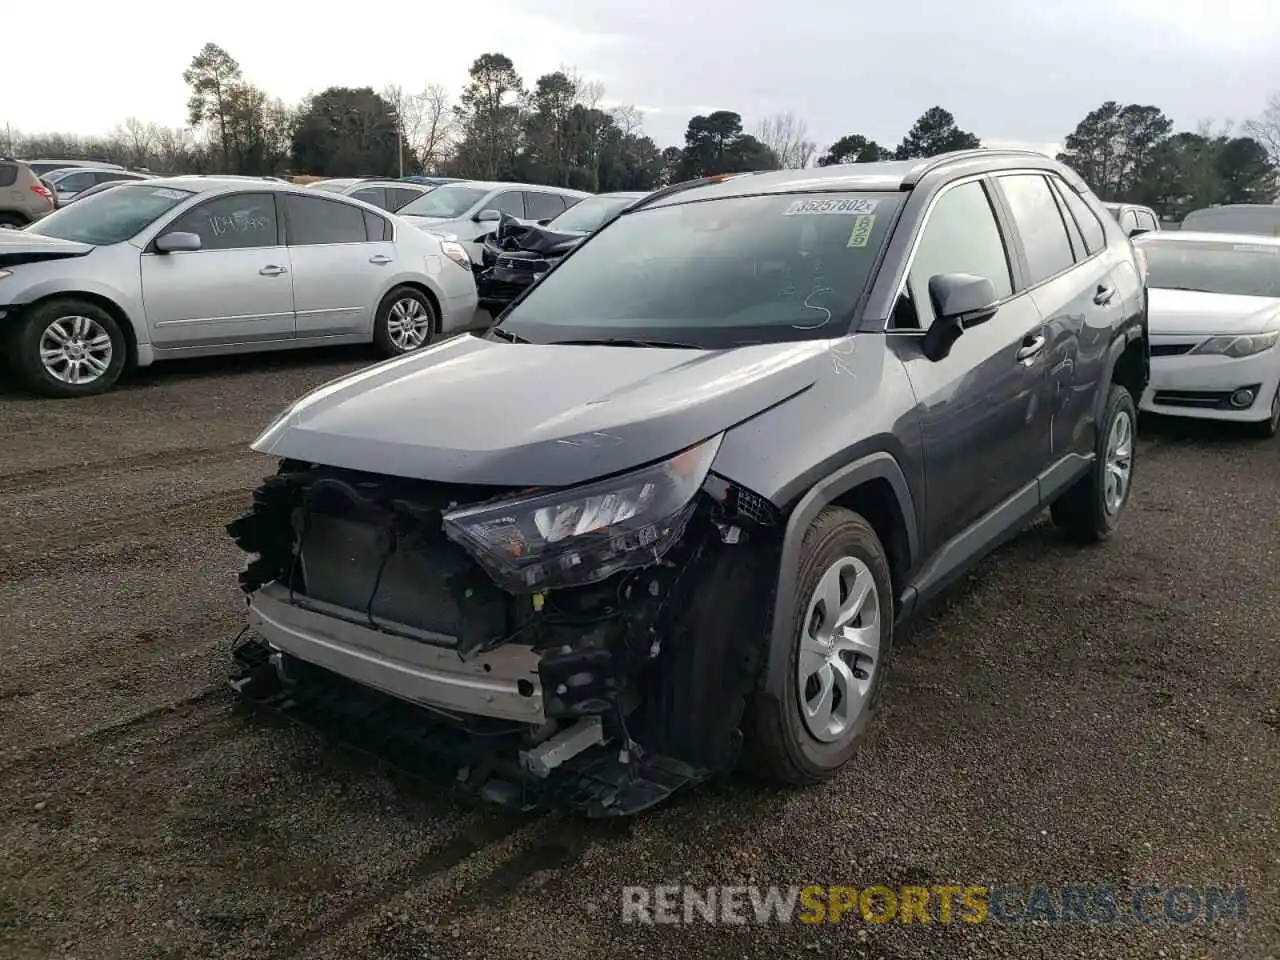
[
  {"x1": 283, "y1": 192, "x2": 393, "y2": 339},
  {"x1": 140, "y1": 191, "x2": 295, "y2": 348},
  {"x1": 887, "y1": 177, "x2": 1049, "y2": 551},
  {"x1": 524, "y1": 190, "x2": 567, "y2": 224}
]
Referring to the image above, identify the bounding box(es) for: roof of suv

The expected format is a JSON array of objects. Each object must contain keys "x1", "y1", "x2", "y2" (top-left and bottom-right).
[
  {"x1": 636, "y1": 149, "x2": 1086, "y2": 210},
  {"x1": 454, "y1": 180, "x2": 593, "y2": 197}
]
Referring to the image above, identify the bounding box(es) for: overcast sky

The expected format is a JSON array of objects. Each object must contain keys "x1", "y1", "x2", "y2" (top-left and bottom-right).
[{"x1": 5, "y1": 0, "x2": 1279, "y2": 156}]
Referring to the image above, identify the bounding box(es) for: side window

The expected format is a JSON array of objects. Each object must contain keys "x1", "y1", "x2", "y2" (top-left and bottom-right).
[
  {"x1": 362, "y1": 209, "x2": 392, "y2": 242},
  {"x1": 997, "y1": 174, "x2": 1076, "y2": 284},
  {"x1": 1049, "y1": 183, "x2": 1087, "y2": 262},
  {"x1": 1051, "y1": 180, "x2": 1106, "y2": 255},
  {"x1": 899, "y1": 181, "x2": 1014, "y2": 330},
  {"x1": 525, "y1": 192, "x2": 566, "y2": 221},
  {"x1": 1118, "y1": 209, "x2": 1139, "y2": 234},
  {"x1": 0, "y1": 163, "x2": 17, "y2": 188},
  {"x1": 485, "y1": 191, "x2": 525, "y2": 218},
  {"x1": 285, "y1": 194, "x2": 369, "y2": 245},
  {"x1": 57, "y1": 171, "x2": 96, "y2": 192},
  {"x1": 1136, "y1": 210, "x2": 1159, "y2": 233},
  {"x1": 349, "y1": 186, "x2": 390, "y2": 211},
  {"x1": 167, "y1": 193, "x2": 279, "y2": 251},
  {"x1": 385, "y1": 187, "x2": 421, "y2": 212}
]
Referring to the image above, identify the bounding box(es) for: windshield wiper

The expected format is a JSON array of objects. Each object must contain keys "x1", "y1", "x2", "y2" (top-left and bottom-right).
[
  {"x1": 487, "y1": 327, "x2": 529, "y2": 343},
  {"x1": 547, "y1": 337, "x2": 705, "y2": 349},
  {"x1": 1160, "y1": 285, "x2": 1213, "y2": 293}
]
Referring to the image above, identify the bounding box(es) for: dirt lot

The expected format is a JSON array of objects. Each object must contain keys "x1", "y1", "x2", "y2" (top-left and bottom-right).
[{"x1": 1, "y1": 346, "x2": 1276, "y2": 960}]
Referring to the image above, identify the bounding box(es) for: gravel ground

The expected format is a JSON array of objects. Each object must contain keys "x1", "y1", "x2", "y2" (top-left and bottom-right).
[{"x1": 0, "y1": 346, "x2": 1276, "y2": 960}]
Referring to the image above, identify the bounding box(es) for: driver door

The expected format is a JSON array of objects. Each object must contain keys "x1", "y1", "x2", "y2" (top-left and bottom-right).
[
  {"x1": 140, "y1": 192, "x2": 295, "y2": 349},
  {"x1": 886, "y1": 178, "x2": 1049, "y2": 553}
]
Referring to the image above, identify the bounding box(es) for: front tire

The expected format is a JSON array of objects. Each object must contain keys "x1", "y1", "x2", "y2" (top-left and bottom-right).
[
  {"x1": 746, "y1": 506, "x2": 894, "y2": 784},
  {"x1": 12, "y1": 298, "x2": 127, "y2": 397},
  {"x1": 373, "y1": 286, "x2": 436, "y2": 357},
  {"x1": 1051, "y1": 384, "x2": 1137, "y2": 543}
]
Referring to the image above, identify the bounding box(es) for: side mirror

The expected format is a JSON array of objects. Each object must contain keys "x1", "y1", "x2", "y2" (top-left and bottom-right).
[
  {"x1": 922, "y1": 273, "x2": 999, "y2": 362},
  {"x1": 155, "y1": 231, "x2": 202, "y2": 253},
  {"x1": 536, "y1": 218, "x2": 551, "y2": 226},
  {"x1": 1127, "y1": 227, "x2": 1149, "y2": 238},
  {"x1": 475, "y1": 209, "x2": 501, "y2": 223}
]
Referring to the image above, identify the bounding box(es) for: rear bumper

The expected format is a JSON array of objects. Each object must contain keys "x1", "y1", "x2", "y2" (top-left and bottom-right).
[
  {"x1": 1140, "y1": 346, "x2": 1280, "y2": 421},
  {"x1": 248, "y1": 582, "x2": 545, "y2": 723}
]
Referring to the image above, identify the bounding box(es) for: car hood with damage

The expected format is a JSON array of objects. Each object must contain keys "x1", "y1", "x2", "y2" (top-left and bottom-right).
[
  {"x1": 487, "y1": 213, "x2": 586, "y2": 258},
  {"x1": 253, "y1": 333, "x2": 833, "y2": 487},
  {"x1": 0, "y1": 229, "x2": 94, "y2": 268}
]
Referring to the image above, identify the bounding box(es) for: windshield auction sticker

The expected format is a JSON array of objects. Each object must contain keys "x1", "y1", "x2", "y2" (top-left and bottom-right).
[
  {"x1": 846, "y1": 215, "x2": 877, "y2": 247},
  {"x1": 783, "y1": 197, "x2": 879, "y2": 216}
]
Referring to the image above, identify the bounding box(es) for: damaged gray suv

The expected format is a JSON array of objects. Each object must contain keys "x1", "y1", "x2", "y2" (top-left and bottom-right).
[{"x1": 228, "y1": 149, "x2": 1149, "y2": 815}]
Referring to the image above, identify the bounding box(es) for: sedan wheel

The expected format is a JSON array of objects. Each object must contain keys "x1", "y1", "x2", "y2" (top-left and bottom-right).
[
  {"x1": 12, "y1": 298, "x2": 127, "y2": 397},
  {"x1": 374, "y1": 287, "x2": 437, "y2": 357},
  {"x1": 40, "y1": 314, "x2": 114, "y2": 386}
]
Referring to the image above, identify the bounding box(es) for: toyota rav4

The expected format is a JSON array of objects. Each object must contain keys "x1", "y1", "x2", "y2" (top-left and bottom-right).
[{"x1": 227, "y1": 149, "x2": 1149, "y2": 816}]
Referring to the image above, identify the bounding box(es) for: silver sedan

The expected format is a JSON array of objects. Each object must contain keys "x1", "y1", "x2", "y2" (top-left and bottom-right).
[{"x1": 0, "y1": 177, "x2": 479, "y2": 397}]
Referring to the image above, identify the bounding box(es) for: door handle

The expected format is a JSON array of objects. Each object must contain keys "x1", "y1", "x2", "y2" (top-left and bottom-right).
[
  {"x1": 1093, "y1": 284, "x2": 1116, "y2": 305},
  {"x1": 259, "y1": 265, "x2": 288, "y2": 277},
  {"x1": 1016, "y1": 334, "x2": 1046, "y2": 364},
  {"x1": 369, "y1": 254, "x2": 393, "y2": 265}
]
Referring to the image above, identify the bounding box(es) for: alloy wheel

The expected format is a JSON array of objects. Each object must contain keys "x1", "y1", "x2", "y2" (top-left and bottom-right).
[
  {"x1": 385, "y1": 297, "x2": 432, "y2": 351},
  {"x1": 797, "y1": 556, "x2": 882, "y2": 743},
  {"x1": 39, "y1": 315, "x2": 113, "y2": 385}
]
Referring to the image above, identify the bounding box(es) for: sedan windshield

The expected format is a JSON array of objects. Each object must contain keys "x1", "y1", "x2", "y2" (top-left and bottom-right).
[
  {"x1": 28, "y1": 184, "x2": 194, "y2": 246},
  {"x1": 547, "y1": 195, "x2": 642, "y2": 234},
  {"x1": 497, "y1": 192, "x2": 902, "y2": 346},
  {"x1": 398, "y1": 185, "x2": 490, "y2": 219},
  {"x1": 1139, "y1": 239, "x2": 1280, "y2": 298}
]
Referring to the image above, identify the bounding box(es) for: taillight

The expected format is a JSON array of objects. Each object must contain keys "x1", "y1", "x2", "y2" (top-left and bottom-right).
[{"x1": 30, "y1": 183, "x2": 53, "y2": 201}]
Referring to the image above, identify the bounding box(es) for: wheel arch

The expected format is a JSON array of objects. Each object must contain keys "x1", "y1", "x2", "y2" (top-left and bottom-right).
[
  {"x1": 760, "y1": 451, "x2": 920, "y2": 703},
  {"x1": 19, "y1": 291, "x2": 140, "y2": 373},
  {"x1": 381, "y1": 280, "x2": 443, "y2": 334}
]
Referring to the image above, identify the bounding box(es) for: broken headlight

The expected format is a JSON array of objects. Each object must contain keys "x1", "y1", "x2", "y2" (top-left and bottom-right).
[{"x1": 442, "y1": 434, "x2": 722, "y2": 593}]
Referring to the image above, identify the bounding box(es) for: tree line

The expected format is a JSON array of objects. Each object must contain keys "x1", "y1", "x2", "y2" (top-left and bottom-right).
[{"x1": 2, "y1": 42, "x2": 1276, "y2": 218}]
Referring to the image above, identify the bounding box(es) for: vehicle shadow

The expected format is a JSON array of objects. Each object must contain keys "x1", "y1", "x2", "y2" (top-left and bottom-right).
[{"x1": 1138, "y1": 411, "x2": 1277, "y2": 446}]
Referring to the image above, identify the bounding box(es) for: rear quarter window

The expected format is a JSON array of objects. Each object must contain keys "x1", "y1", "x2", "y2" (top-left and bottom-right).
[{"x1": 0, "y1": 163, "x2": 17, "y2": 188}]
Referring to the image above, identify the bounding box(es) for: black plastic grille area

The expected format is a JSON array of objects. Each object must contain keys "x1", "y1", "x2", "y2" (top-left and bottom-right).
[
  {"x1": 298, "y1": 512, "x2": 505, "y2": 643},
  {"x1": 1151, "y1": 386, "x2": 1261, "y2": 410}
]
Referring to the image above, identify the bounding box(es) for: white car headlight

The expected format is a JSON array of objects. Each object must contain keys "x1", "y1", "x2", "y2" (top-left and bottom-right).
[
  {"x1": 438, "y1": 239, "x2": 471, "y2": 271},
  {"x1": 442, "y1": 434, "x2": 723, "y2": 593},
  {"x1": 1189, "y1": 331, "x2": 1280, "y2": 358}
]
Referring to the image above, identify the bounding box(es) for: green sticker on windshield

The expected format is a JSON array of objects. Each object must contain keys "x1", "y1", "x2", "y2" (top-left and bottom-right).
[{"x1": 846, "y1": 215, "x2": 876, "y2": 248}]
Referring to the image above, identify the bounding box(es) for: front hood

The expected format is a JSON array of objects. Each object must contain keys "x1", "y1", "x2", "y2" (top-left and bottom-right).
[
  {"x1": 1148, "y1": 288, "x2": 1280, "y2": 336},
  {"x1": 400, "y1": 215, "x2": 456, "y2": 228},
  {"x1": 253, "y1": 333, "x2": 832, "y2": 486},
  {"x1": 0, "y1": 229, "x2": 95, "y2": 268}
]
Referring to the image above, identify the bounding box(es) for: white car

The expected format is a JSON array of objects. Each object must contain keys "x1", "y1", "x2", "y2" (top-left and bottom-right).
[
  {"x1": 0, "y1": 177, "x2": 478, "y2": 397},
  {"x1": 1133, "y1": 231, "x2": 1280, "y2": 437},
  {"x1": 44, "y1": 166, "x2": 153, "y2": 205},
  {"x1": 396, "y1": 181, "x2": 592, "y2": 260}
]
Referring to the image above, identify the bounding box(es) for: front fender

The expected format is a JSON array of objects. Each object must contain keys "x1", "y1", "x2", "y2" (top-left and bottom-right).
[
  {"x1": 760, "y1": 451, "x2": 919, "y2": 703},
  {"x1": 0, "y1": 274, "x2": 146, "y2": 345}
]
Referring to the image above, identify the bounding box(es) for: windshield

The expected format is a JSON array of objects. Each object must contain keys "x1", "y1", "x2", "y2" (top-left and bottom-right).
[
  {"x1": 398, "y1": 185, "x2": 490, "y2": 219},
  {"x1": 1138, "y1": 239, "x2": 1280, "y2": 298},
  {"x1": 28, "y1": 183, "x2": 194, "y2": 246},
  {"x1": 497, "y1": 191, "x2": 902, "y2": 347},
  {"x1": 547, "y1": 195, "x2": 642, "y2": 234}
]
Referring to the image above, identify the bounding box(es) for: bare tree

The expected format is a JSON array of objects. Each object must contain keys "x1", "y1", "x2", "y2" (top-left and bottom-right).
[
  {"x1": 416, "y1": 82, "x2": 454, "y2": 173},
  {"x1": 755, "y1": 111, "x2": 817, "y2": 169},
  {"x1": 1244, "y1": 92, "x2": 1280, "y2": 166},
  {"x1": 382, "y1": 84, "x2": 428, "y2": 176},
  {"x1": 113, "y1": 117, "x2": 155, "y2": 170},
  {"x1": 610, "y1": 104, "x2": 644, "y2": 138}
]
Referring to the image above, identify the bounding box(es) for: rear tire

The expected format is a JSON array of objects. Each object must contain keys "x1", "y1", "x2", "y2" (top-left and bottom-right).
[
  {"x1": 1246, "y1": 385, "x2": 1280, "y2": 439},
  {"x1": 373, "y1": 286, "x2": 436, "y2": 357},
  {"x1": 0, "y1": 212, "x2": 27, "y2": 229},
  {"x1": 1051, "y1": 384, "x2": 1136, "y2": 543},
  {"x1": 12, "y1": 298, "x2": 127, "y2": 397},
  {"x1": 745, "y1": 506, "x2": 894, "y2": 784}
]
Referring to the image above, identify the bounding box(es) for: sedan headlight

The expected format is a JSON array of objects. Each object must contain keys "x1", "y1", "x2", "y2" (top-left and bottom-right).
[
  {"x1": 438, "y1": 239, "x2": 470, "y2": 271},
  {"x1": 1189, "y1": 331, "x2": 1280, "y2": 358},
  {"x1": 442, "y1": 434, "x2": 723, "y2": 593}
]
